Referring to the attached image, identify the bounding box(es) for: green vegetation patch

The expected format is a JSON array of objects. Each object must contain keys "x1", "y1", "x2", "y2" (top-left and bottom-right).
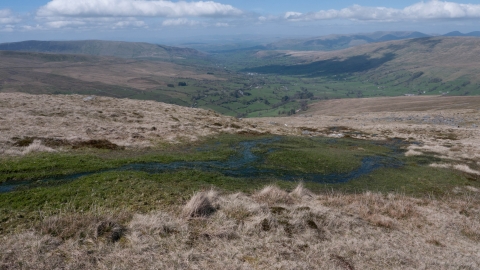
[
  {"x1": 258, "y1": 136, "x2": 391, "y2": 174},
  {"x1": 0, "y1": 138, "x2": 237, "y2": 183},
  {"x1": 0, "y1": 170, "x2": 282, "y2": 233},
  {"x1": 1, "y1": 134, "x2": 478, "y2": 234},
  {"x1": 331, "y1": 166, "x2": 479, "y2": 197}
]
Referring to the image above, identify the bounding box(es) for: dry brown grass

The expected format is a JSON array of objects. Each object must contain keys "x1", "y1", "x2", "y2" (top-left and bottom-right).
[
  {"x1": 289, "y1": 182, "x2": 313, "y2": 199},
  {"x1": 0, "y1": 93, "x2": 267, "y2": 155},
  {"x1": 182, "y1": 190, "x2": 219, "y2": 218},
  {"x1": 2, "y1": 185, "x2": 479, "y2": 269},
  {"x1": 253, "y1": 185, "x2": 293, "y2": 205},
  {"x1": 1, "y1": 92, "x2": 480, "y2": 268}
]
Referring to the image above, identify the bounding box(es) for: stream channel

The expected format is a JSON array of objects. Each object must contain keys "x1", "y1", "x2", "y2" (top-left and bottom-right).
[{"x1": 0, "y1": 137, "x2": 407, "y2": 193}]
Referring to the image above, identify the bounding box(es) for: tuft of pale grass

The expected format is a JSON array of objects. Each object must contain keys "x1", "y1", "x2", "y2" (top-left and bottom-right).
[
  {"x1": 289, "y1": 182, "x2": 313, "y2": 199},
  {"x1": 253, "y1": 185, "x2": 293, "y2": 205},
  {"x1": 22, "y1": 140, "x2": 56, "y2": 155},
  {"x1": 405, "y1": 149, "x2": 423, "y2": 156},
  {"x1": 368, "y1": 213, "x2": 396, "y2": 229},
  {"x1": 453, "y1": 164, "x2": 480, "y2": 175},
  {"x1": 430, "y1": 163, "x2": 480, "y2": 175},
  {"x1": 182, "y1": 190, "x2": 218, "y2": 218},
  {"x1": 221, "y1": 192, "x2": 267, "y2": 222}
]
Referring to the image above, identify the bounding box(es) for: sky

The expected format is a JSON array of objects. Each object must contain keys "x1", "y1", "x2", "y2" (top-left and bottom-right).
[{"x1": 1, "y1": 0, "x2": 480, "y2": 44}]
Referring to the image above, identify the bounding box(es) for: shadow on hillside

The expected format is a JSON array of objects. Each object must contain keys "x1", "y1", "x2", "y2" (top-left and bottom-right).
[{"x1": 243, "y1": 53, "x2": 395, "y2": 77}]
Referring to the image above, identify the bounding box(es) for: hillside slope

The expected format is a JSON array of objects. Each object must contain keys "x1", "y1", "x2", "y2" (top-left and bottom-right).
[
  {"x1": 266, "y1": 31, "x2": 430, "y2": 51},
  {"x1": 0, "y1": 40, "x2": 206, "y2": 60},
  {"x1": 246, "y1": 37, "x2": 480, "y2": 96},
  {"x1": 0, "y1": 93, "x2": 264, "y2": 155},
  {"x1": 1, "y1": 93, "x2": 479, "y2": 269},
  {"x1": 0, "y1": 50, "x2": 221, "y2": 105}
]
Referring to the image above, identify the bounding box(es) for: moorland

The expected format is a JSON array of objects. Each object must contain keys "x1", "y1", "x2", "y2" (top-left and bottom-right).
[{"x1": 0, "y1": 33, "x2": 479, "y2": 269}]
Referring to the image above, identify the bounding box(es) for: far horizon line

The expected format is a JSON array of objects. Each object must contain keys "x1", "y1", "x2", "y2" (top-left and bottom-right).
[{"x1": 0, "y1": 29, "x2": 479, "y2": 46}]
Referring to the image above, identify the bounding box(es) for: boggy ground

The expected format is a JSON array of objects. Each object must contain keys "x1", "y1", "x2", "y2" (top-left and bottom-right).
[{"x1": 249, "y1": 95, "x2": 480, "y2": 176}]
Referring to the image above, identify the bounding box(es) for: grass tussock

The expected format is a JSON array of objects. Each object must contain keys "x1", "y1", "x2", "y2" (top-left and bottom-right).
[
  {"x1": 289, "y1": 182, "x2": 313, "y2": 199},
  {"x1": 1, "y1": 185, "x2": 480, "y2": 269},
  {"x1": 8, "y1": 139, "x2": 57, "y2": 155},
  {"x1": 37, "y1": 211, "x2": 130, "y2": 243},
  {"x1": 321, "y1": 191, "x2": 419, "y2": 228},
  {"x1": 253, "y1": 185, "x2": 293, "y2": 205},
  {"x1": 182, "y1": 189, "x2": 219, "y2": 218}
]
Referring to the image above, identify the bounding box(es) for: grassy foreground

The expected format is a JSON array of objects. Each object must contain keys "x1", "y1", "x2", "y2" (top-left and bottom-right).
[{"x1": 1, "y1": 134, "x2": 479, "y2": 269}]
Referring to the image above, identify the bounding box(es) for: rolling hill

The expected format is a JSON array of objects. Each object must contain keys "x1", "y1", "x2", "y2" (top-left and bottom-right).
[
  {"x1": 3, "y1": 36, "x2": 480, "y2": 118},
  {"x1": 0, "y1": 50, "x2": 221, "y2": 106},
  {"x1": 264, "y1": 31, "x2": 430, "y2": 51},
  {"x1": 442, "y1": 31, "x2": 480, "y2": 37},
  {"x1": 0, "y1": 40, "x2": 206, "y2": 60},
  {"x1": 245, "y1": 37, "x2": 480, "y2": 96}
]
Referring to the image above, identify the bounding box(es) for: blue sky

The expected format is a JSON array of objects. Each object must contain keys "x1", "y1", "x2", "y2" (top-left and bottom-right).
[{"x1": 1, "y1": 1, "x2": 480, "y2": 43}]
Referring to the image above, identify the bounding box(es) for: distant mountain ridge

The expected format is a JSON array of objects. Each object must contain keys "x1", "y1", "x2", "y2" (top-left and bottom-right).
[
  {"x1": 442, "y1": 31, "x2": 480, "y2": 37},
  {"x1": 264, "y1": 31, "x2": 431, "y2": 51},
  {"x1": 0, "y1": 40, "x2": 206, "y2": 59}
]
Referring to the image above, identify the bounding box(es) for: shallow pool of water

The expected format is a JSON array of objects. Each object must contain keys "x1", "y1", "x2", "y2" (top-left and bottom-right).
[{"x1": 0, "y1": 137, "x2": 406, "y2": 193}]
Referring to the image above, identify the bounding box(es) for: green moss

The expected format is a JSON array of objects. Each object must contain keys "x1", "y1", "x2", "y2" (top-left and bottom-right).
[
  {"x1": 1, "y1": 134, "x2": 477, "y2": 234},
  {"x1": 319, "y1": 166, "x2": 479, "y2": 197},
  {"x1": 259, "y1": 136, "x2": 391, "y2": 174},
  {"x1": 0, "y1": 137, "x2": 237, "y2": 183}
]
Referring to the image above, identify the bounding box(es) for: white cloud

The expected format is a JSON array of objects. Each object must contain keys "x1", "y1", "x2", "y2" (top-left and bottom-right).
[
  {"x1": 45, "y1": 20, "x2": 86, "y2": 29},
  {"x1": 404, "y1": 1, "x2": 480, "y2": 19},
  {"x1": 0, "y1": 9, "x2": 21, "y2": 24},
  {"x1": 284, "y1": 12, "x2": 303, "y2": 20},
  {"x1": 113, "y1": 20, "x2": 147, "y2": 29},
  {"x1": 161, "y1": 18, "x2": 230, "y2": 28},
  {"x1": 282, "y1": 1, "x2": 480, "y2": 22},
  {"x1": 21, "y1": 24, "x2": 45, "y2": 31},
  {"x1": 38, "y1": 17, "x2": 148, "y2": 30},
  {"x1": 162, "y1": 18, "x2": 201, "y2": 27},
  {"x1": 37, "y1": 0, "x2": 242, "y2": 18}
]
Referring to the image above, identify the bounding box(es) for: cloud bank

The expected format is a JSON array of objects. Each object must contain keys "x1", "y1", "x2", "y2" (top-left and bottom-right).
[
  {"x1": 162, "y1": 18, "x2": 201, "y2": 27},
  {"x1": 3, "y1": 1, "x2": 480, "y2": 34},
  {"x1": 41, "y1": 17, "x2": 147, "y2": 30},
  {"x1": 283, "y1": 1, "x2": 480, "y2": 22},
  {"x1": 0, "y1": 9, "x2": 20, "y2": 24},
  {"x1": 37, "y1": 0, "x2": 243, "y2": 18}
]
